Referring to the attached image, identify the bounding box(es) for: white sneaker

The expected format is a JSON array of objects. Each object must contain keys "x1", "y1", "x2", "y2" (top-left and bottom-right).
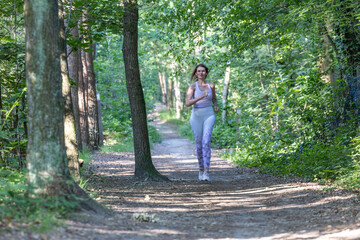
[
  {"x1": 198, "y1": 170, "x2": 204, "y2": 181},
  {"x1": 203, "y1": 170, "x2": 210, "y2": 181}
]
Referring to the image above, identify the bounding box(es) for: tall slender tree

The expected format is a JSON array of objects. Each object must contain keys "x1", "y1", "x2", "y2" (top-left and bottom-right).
[
  {"x1": 122, "y1": 0, "x2": 168, "y2": 180},
  {"x1": 79, "y1": 47, "x2": 90, "y2": 148},
  {"x1": 67, "y1": 24, "x2": 83, "y2": 151},
  {"x1": 82, "y1": 9, "x2": 99, "y2": 149},
  {"x1": 222, "y1": 61, "x2": 231, "y2": 122}
]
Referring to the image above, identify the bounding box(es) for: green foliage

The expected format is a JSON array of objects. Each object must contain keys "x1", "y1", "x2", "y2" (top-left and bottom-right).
[
  {"x1": 100, "y1": 125, "x2": 161, "y2": 153},
  {"x1": 100, "y1": 142, "x2": 134, "y2": 153},
  {"x1": 212, "y1": 122, "x2": 237, "y2": 149},
  {"x1": 79, "y1": 147, "x2": 93, "y2": 173},
  {"x1": 94, "y1": 34, "x2": 133, "y2": 142},
  {"x1": 148, "y1": 125, "x2": 162, "y2": 143},
  {"x1": 179, "y1": 124, "x2": 194, "y2": 141},
  {"x1": 0, "y1": 0, "x2": 27, "y2": 169}
]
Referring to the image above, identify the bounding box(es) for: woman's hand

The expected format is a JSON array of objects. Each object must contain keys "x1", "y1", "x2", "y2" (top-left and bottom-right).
[
  {"x1": 201, "y1": 92, "x2": 208, "y2": 99},
  {"x1": 214, "y1": 105, "x2": 219, "y2": 113}
]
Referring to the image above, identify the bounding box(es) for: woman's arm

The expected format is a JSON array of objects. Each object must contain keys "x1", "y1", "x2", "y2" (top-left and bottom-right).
[
  {"x1": 210, "y1": 83, "x2": 219, "y2": 113},
  {"x1": 185, "y1": 83, "x2": 208, "y2": 107}
]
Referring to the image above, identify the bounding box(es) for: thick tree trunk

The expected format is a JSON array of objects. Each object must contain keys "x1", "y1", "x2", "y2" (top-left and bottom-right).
[
  {"x1": 222, "y1": 62, "x2": 231, "y2": 122},
  {"x1": 25, "y1": 0, "x2": 68, "y2": 194},
  {"x1": 59, "y1": 0, "x2": 80, "y2": 182},
  {"x1": 67, "y1": 25, "x2": 82, "y2": 151},
  {"x1": 122, "y1": 0, "x2": 168, "y2": 181},
  {"x1": 24, "y1": 0, "x2": 105, "y2": 213}
]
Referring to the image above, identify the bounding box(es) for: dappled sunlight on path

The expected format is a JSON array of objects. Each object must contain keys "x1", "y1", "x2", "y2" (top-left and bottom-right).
[{"x1": 20, "y1": 104, "x2": 360, "y2": 240}]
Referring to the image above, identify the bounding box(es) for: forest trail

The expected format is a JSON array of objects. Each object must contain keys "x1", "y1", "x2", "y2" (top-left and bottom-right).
[{"x1": 8, "y1": 105, "x2": 360, "y2": 240}]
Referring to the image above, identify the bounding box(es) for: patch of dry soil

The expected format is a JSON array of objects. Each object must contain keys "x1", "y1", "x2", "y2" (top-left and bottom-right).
[{"x1": 3, "y1": 104, "x2": 360, "y2": 240}]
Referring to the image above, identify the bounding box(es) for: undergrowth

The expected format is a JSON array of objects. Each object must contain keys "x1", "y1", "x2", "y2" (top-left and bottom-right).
[
  {"x1": 221, "y1": 127, "x2": 360, "y2": 192},
  {"x1": 0, "y1": 167, "x2": 79, "y2": 233},
  {"x1": 159, "y1": 108, "x2": 360, "y2": 192},
  {"x1": 0, "y1": 147, "x2": 100, "y2": 233},
  {"x1": 100, "y1": 125, "x2": 162, "y2": 153}
]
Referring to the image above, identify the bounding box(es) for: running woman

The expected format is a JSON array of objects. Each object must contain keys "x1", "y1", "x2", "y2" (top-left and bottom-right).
[{"x1": 185, "y1": 64, "x2": 219, "y2": 181}]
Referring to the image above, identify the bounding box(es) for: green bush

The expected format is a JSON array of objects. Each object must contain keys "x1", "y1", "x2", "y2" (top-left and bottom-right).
[
  {"x1": 148, "y1": 125, "x2": 162, "y2": 143},
  {"x1": 212, "y1": 122, "x2": 237, "y2": 149},
  {"x1": 179, "y1": 124, "x2": 194, "y2": 140}
]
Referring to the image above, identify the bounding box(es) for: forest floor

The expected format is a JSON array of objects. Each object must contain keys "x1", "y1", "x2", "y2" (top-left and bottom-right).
[{"x1": 3, "y1": 104, "x2": 360, "y2": 240}]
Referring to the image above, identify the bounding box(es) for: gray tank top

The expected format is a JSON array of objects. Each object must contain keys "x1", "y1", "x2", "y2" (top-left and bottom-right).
[{"x1": 194, "y1": 82, "x2": 212, "y2": 108}]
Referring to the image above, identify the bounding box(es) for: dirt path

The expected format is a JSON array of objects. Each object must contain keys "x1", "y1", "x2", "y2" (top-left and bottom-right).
[{"x1": 5, "y1": 105, "x2": 360, "y2": 240}]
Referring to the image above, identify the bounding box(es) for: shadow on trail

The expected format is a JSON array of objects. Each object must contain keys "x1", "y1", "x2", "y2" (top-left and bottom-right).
[
  {"x1": 85, "y1": 159, "x2": 359, "y2": 240},
  {"x1": 74, "y1": 106, "x2": 360, "y2": 240}
]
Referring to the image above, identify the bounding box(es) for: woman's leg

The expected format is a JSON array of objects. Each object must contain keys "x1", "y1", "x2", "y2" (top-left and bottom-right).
[
  {"x1": 190, "y1": 109, "x2": 204, "y2": 168},
  {"x1": 202, "y1": 113, "x2": 216, "y2": 169}
]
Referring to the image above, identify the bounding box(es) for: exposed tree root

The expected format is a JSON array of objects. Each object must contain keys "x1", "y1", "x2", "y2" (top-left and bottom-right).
[
  {"x1": 135, "y1": 168, "x2": 170, "y2": 182},
  {"x1": 44, "y1": 177, "x2": 110, "y2": 215}
]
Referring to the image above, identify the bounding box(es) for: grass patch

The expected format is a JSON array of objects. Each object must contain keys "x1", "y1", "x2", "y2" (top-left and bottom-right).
[
  {"x1": 100, "y1": 141, "x2": 134, "y2": 153},
  {"x1": 148, "y1": 125, "x2": 162, "y2": 143},
  {"x1": 79, "y1": 147, "x2": 93, "y2": 177},
  {"x1": 99, "y1": 125, "x2": 162, "y2": 153},
  {"x1": 0, "y1": 167, "x2": 79, "y2": 233}
]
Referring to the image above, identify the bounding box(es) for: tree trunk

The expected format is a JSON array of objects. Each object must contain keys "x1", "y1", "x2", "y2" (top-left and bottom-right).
[
  {"x1": 159, "y1": 72, "x2": 167, "y2": 104},
  {"x1": 173, "y1": 65, "x2": 182, "y2": 119},
  {"x1": 24, "y1": 0, "x2": 105, "y2": 213},
  {"x1": 122, "y1": 0, "x2": 168, "y2": 181},
  {"x1": 155, "y1": 53, "x2": 167, "y2": 105},
  {"x1": 25, "y1": 0, "x2": 67, "y2": 194},
  {"x1": 83, "y1": 10, "x2": 99, "y2": 149},
  {"x1": 79, "y1": 48, "x2": 90, "y2": 148},
  {"x1": 67, "y1": 25, "x2": 82, "y2": 151},
  {"x1": 171, "y1": 63, "x2": 182, "y2": 119},
  {"x1": 167, "y1": 76, "x2": 173, "y2": 112},
  {"x1": 97, "y1": 93, "x2": 104, "y2": 146},
  {"x1": 222, "y1": 62, "x2": 231, "y2": 122},
  {"x1": 85, "y1": 47, "x2": 99, "y2": 149},
  {"x1": 59, "y1": 0, "x2": 80, "y2": 182}
]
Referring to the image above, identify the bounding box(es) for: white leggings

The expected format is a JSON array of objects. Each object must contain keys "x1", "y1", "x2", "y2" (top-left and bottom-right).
[{"x1": 190, "y1": 106, "x2": 216, "y2": 169}]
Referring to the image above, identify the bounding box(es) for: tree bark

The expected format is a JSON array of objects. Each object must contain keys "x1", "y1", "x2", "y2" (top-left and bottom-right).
[
  {"x1": 83, "y1": 10, "x2": 99, "y2": 149},
  {"x1": 122, "y1": 0, "x2": 168, "y2": 181},
  {"x1": 67, "y1": 25, "x2": 82, "y2": 151},
  {"x1": 167, "y1": 76, "x2": 173, "y2": 112},
  {"x1": 59, "y1": 0, "x2": 80, "y2": 182},
  {"x1": 25, "y1": 0, "x2": 68, "y2": 194},
  {"x1": 173, "y1": 65, "x2": 182, "y2": 119},
  {"x1": 97, "y1": 93, "x2": 104, "y2": 146},
  {"x1": 222, "y1": 62, "x2": 231, "y2": 122},
  {"x1": 155, "y1": 53, "x2": 167, "y2": 105},
  {"x1": 24, "y1": 0, "x2": 105, "y2": 213},
  {"x1": 79, "y1": 48, "x2": 90, "y2": 148}
]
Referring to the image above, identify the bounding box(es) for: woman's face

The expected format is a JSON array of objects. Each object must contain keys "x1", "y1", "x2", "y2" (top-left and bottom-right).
[{"x1": 195, "y1": 66, "x2": 207, "y2": 80}]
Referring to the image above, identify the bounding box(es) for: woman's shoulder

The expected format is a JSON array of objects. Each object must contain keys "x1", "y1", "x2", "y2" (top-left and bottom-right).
[
  {"x1": 188, "y1": 82, "x2": 197, "y2": 89},
  {"x1": 208, "y1": 82, "x2": 215, "y2": 88}
]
